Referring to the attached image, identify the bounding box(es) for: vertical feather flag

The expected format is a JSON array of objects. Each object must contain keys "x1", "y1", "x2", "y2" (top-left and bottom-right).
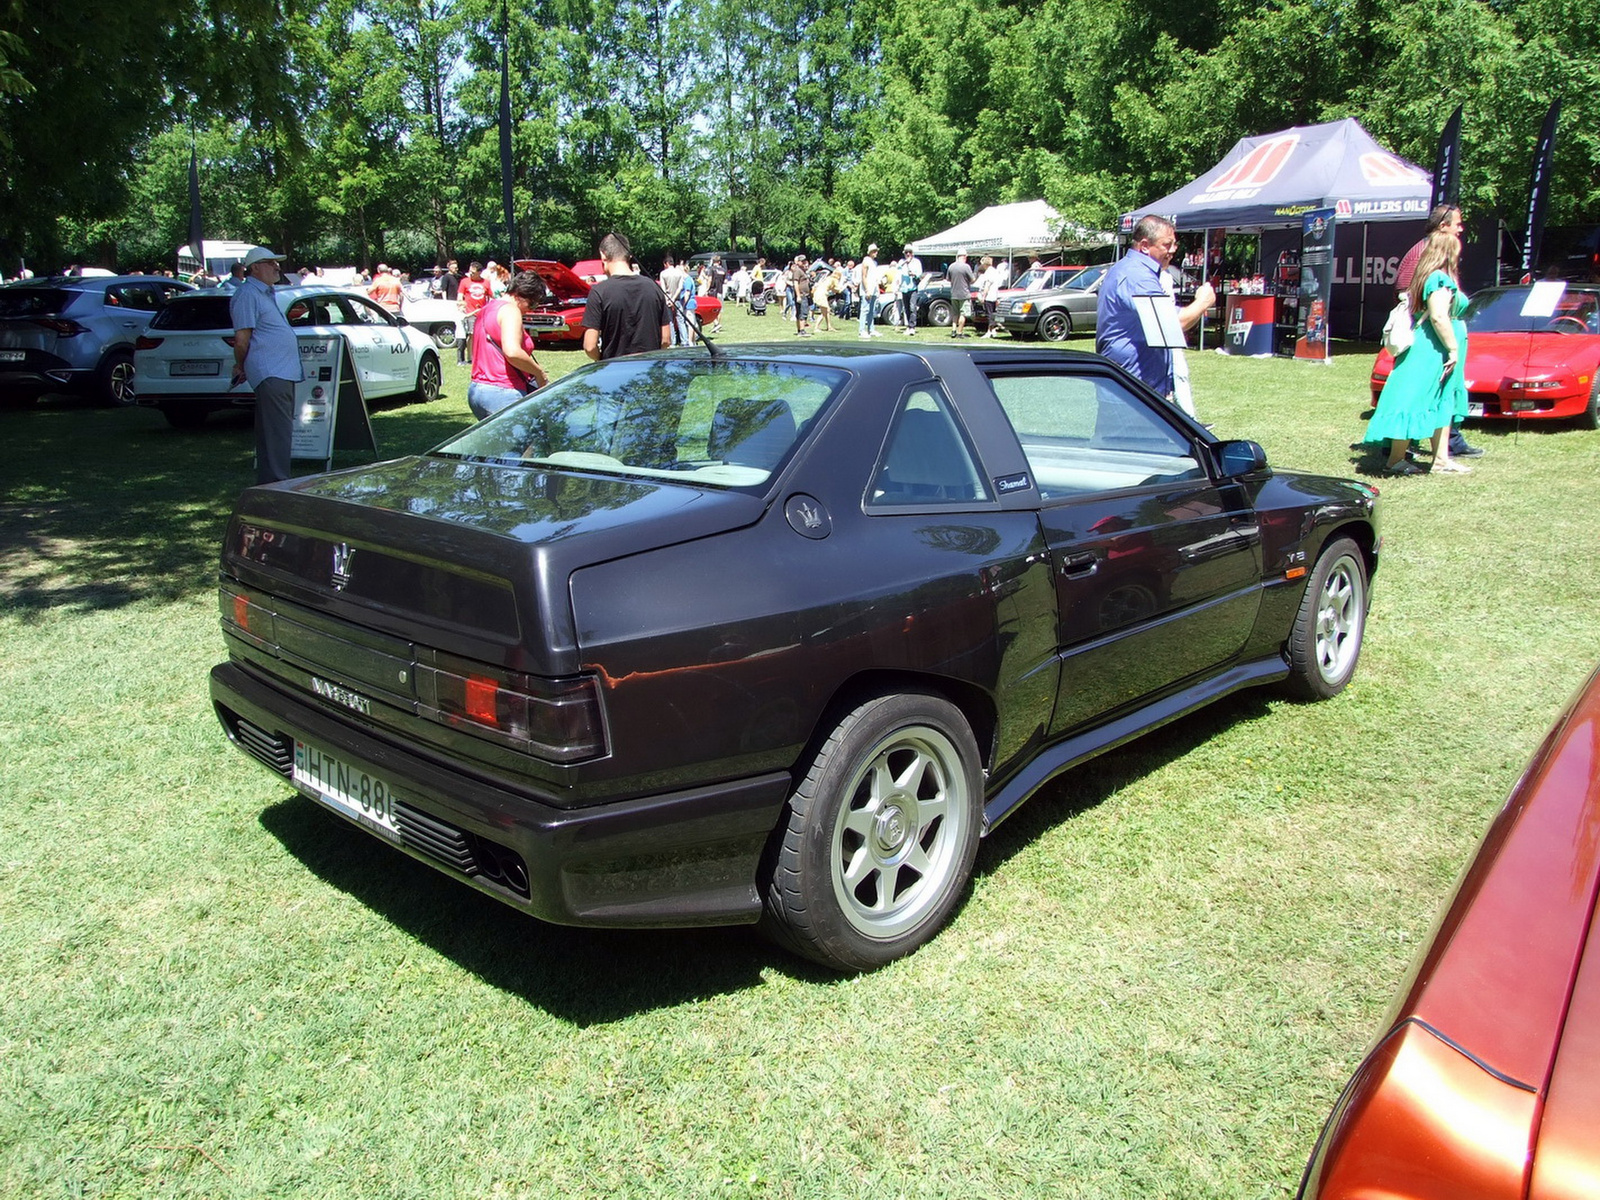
[
  {"x1": 499, "y1": 0, "x2": 516, "y2": 259},
  {"x1": 1519, "y1": 100, "x2": 1561, "y2": 278},
  {"x1": 187, "y1": 141, "x2": 205, "y2": 275},
  {"x1": 1430, "y1": 105, "x2": 1462, "y2": 210}
]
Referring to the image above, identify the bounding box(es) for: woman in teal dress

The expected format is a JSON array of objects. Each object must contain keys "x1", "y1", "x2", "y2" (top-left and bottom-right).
[{"x1": 1365, "y1": 230, "x2": 1471, "y2": 475}]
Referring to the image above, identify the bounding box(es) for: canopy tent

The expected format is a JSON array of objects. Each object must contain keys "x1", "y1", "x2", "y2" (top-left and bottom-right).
[
  {"x1": 909, "y1": 200, "x2": 1113, "y2": 257},
  {"x1": 1124, "y1": 119, "x2": 1437, "y2": 342},
  {"x1": 1123, "y1": 118, "x2": 1432, "y2": 232}
]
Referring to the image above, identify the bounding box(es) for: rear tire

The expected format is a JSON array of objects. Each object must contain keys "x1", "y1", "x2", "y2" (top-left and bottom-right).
[
  {"x1": 760, "y1": 691, "x2": 982, "y2": 971},
  {"x1": 1282, "y1": 536, "x2": 1367, "y2": 700},
  {"x1": 96, "y1": 350, "x2": 136, "y2": 407},
  {"x1": 412, "y1": 353, "x2": 441, "y2": 403},
  {"x1": 927, "y1": 299, "x2": 952, "y2": 327},
  {"x1": 430, "y1": 323, "x2": 457, "y2": 348}
]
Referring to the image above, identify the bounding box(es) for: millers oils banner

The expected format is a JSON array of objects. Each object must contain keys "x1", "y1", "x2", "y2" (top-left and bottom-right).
[{"x1": 1295, "y1": 209, "x2": 1336, "y2": 362}]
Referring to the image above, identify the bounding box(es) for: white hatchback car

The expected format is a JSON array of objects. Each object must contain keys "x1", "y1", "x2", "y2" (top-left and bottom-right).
[{"x1": 134, "y1": 286, "x2": 442, "y2": 428}]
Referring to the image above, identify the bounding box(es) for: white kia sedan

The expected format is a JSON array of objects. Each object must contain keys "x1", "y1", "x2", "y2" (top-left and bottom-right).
[{"x1": 134, "y1": 286, "x2": 442, "y2": 428}]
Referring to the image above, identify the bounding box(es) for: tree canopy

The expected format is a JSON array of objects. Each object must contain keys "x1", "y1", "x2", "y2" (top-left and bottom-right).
[{"x1": 2, "y1": 0, "x2": 1595, "y2": 272}]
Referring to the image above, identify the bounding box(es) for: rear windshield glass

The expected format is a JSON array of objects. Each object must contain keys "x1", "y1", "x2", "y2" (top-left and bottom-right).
[
  {"x1": 150, "y1": 296, "x2": 235, "y2": 330},
  {"x1": 0, "y1": 288, "x2": 75, "y2": 317},
  {"x1": 433, "y1": 356, "x2": 849, "y2": 490}
]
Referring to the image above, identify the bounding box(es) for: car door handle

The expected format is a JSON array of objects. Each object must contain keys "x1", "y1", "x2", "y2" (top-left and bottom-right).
[{"x1": 1060, "y1": 552, "x2": 1098, "y2": 579}]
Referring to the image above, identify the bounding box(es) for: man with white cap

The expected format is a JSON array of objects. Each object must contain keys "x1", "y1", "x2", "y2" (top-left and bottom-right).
[{"x1": 229, "y1": 246, "x2": 303, "y2": 484}]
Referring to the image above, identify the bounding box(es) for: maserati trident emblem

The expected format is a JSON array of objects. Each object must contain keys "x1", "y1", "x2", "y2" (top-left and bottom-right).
[{"x1": 330, "y1": 542, "x2": 354, "y2": 590}]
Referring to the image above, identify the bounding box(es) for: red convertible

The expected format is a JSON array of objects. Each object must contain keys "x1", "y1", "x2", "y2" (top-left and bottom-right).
[
  {"x1": 513, "y1": 259, "x2": 723, "y2": 346},
  {"x1": 1370, "y1": 283, "x2": 1600, "y2": 429}
]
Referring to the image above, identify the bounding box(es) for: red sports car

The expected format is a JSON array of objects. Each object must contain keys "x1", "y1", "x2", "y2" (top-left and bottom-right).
[
  {"x1": 1370, "y1": 283, "x2": 1600, "y2": 428},
  {"x1": 513, "y1": 259, "x2": 723, "y2": 346},
  {"x1": 1297, "y1": 660, "x2": 1600, "y2": 1199}
]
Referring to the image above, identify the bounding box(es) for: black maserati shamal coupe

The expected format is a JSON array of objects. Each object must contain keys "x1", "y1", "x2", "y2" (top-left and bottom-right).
[{"x1": 210, "y1": 343, "x2": 1380, "y2": 970}]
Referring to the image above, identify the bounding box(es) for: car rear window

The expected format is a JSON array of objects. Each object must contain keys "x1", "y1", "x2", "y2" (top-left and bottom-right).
[
  {"x1": 0, "y1": 288, "x2": 75, "y2": 317},
  {"x1": 433, "y1": 356, "x2": 849, "y2": 490},
  {"x1": 150, "y1": 296, "x2": 235, "y2": 331}
]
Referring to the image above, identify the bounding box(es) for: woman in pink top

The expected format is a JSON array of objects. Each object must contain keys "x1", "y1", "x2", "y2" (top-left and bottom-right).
[{"x1": 468, "y1": 271, "x2": 549, "y2": 420}]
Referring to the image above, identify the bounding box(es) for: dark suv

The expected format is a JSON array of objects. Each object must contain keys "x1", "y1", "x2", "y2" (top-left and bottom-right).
[{"x1": 0, "y1": 275, "x2": 193, "y2": 405}]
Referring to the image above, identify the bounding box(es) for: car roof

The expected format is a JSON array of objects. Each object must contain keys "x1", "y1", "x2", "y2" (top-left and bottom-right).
[
  {"x1": 2, "y1": 274, "x2": 188, "y2": 290},
  {"x1": 648, "y1": 341, "x2": 1108, "y2": 373}
]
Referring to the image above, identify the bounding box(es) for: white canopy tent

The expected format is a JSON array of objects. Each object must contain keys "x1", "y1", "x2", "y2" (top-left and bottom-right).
[{"x1": 907, "y1": 200, "x2": 1113, "y2": 257}]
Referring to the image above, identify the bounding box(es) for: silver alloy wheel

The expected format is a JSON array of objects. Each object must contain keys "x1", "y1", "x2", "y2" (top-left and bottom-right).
[
  {"x1": 828, "y1": 723, "x2": 973, "y2": 939},
  {"x1": 1313, "y1": 552, "x2": 1365, "y2": 685},
  {"x1": 103, "y1": 353, "x2": 137, "y2": 405}
]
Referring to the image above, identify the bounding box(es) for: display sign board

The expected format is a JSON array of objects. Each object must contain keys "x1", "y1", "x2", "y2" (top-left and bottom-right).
[
  {"x1": 1295, "y1": 208, "x2": 1336, "y2": 362},
  {"x1": 291, "y1": 334, "x2": 378, "y2": 471}
]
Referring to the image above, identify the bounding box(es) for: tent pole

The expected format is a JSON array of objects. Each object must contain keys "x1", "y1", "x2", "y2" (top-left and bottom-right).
[{"x1": 1199, "y1": 228, "x2": 1210, "y2": 349}]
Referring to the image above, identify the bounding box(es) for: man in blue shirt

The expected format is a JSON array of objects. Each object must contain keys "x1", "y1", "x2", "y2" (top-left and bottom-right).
[
  {"x1": 1097, "y1": 215, "x2": 1215, "y2": 401},
  {"x1": 230, "y1": 246, "x2": 303, "y2": 484}
]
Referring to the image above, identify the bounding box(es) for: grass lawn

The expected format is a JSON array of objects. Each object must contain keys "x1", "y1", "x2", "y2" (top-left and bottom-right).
[{"x1": 3, "y1": 306, "x2": 1598, "y2": 1199}]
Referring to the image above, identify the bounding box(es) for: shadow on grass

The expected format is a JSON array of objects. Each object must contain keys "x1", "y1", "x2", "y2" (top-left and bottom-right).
[
  {"x1": 1343, "y1": 414, "x2": 1567, "y2": 477},
  {"x1": 255, "y1": 688, "x2": 1281, "y2": 1019},
  {"x1": 0, "y1": 389, "x2": 469, "y2": 617},
  {"x1": 975, "y1": 687, "x2": 1277, "y2": 873},
  {"x1": 257, "y1": 794, "x2": 836, "y2": 1023}
]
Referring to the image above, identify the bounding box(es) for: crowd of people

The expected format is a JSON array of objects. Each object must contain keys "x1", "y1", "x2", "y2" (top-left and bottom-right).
[{"x1": 33, "y1": 209, "x2": 1527, "y2": 489}]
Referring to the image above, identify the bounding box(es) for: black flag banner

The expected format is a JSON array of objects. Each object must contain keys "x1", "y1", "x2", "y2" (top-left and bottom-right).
[
  {"x1": 1430, "y1": 104, "x2": 1462, "y2": 210},
  {"x1": 499, "y1": 0, "x2": 516, "y2": 260},
  {"x1": 187, "y1": 143, "x2": 205, "y2": 274},
  {"x1": 1519, "y1": 100, "x2": 1561, "y2": 278}
]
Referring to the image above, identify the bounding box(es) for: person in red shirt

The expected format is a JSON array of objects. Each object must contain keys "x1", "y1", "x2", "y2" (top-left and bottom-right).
[
  {"x1": 368, "y1": 264, "x2": 402, "y2": 314},
  {"x1": 456, "y1": 262, "x2": 491, "y2": 365}
]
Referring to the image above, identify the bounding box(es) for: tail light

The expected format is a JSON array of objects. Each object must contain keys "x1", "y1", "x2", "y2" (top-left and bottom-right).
[
  {"x1": 428, "y1": 652, "x2": 607, "y2": 762},
  {"x1": 30, "y1": 318, "x2": 85, "y2": 336},
  {"x1": 220, "y1": 586, "x2": 274, "y2": 649},
  {"x1": 135, "y1": 336, "x2": 163, "y2": 351}
]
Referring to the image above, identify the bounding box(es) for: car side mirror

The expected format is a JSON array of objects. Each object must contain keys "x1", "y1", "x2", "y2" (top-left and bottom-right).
[{"x1": 1216, "y1": 439, "x2": 1268, "y2": 478}]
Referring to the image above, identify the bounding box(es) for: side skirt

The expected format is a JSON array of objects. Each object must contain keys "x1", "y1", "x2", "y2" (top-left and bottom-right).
[{"x1": 980, "y1": 655, "x2": 1289, "y2": 835}]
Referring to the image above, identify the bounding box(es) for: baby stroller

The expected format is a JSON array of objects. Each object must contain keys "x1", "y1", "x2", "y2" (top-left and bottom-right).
[{"x1": 748, "y1": 277, "x2": 769, "y2": 316}]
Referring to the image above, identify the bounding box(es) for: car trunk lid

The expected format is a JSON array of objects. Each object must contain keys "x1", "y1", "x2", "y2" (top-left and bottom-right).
[{"x1": 224, "y1": 454, "x2": 767, "y2": 676}]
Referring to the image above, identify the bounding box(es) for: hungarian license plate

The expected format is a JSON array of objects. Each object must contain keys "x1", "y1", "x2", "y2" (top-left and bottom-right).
[
  {"x1": 172, "y1": 359, "x2": 221, "y2": 376},
  {"x1": 293, "y1": 740, "x2": 401, "y2": 837},
  {"x1": 0, "y1": 349, "x2": 24, "y2": 362}
]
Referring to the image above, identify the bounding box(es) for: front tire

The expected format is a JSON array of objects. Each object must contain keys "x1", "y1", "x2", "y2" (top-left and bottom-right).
[
  {"x1": 1581, "y1": 376, "x2": 1599, "y2": 431},
  {"x1": 1283, "y1": 536, "x2": 1367, "y2": 700},
  {"x1": 412, "y1": 352, "x2": 441, "y2": 403},
  {"x1": 761, "y1": 692, "x2": 982, "y2": 971},
  {"x1": 1039, "y1": 310, "x2": 1071, "y2": 342}
]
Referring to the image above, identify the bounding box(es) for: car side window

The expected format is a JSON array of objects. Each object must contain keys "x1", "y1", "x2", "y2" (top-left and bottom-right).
[
  {"x1": 869, "y1": 386, "x2": 990, "y2": 508},
  {"x1": 107, "y1": 285, "x2": 160, "y2": 311},
  {"x1": 989, "y1": 372, "x2": 1204, "y2": 500},
  {"x1": 345, "y1": 297, "x2": 392, "y2": 326}
]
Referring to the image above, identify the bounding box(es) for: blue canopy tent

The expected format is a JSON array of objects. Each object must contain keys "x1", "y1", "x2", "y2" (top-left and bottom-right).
[{"x1": 1123, "y1": 119, "x2": 1434, "y2": 340}]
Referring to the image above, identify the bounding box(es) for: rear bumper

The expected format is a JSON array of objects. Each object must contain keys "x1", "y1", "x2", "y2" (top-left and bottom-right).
[
  {"x1": 0, "y1": 364, "x2": 88, "y2": 391},
  {"x1": 211, "y1": 661, "x2": 792, "y2": 928}
]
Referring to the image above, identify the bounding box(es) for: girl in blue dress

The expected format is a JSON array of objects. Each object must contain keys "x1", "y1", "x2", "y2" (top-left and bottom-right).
[{"x1": 1364, "y1": 231, "x2": 1471, "y2": 475}]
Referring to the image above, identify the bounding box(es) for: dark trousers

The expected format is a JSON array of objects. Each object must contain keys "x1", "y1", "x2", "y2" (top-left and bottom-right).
[{"x1": 253, "y1": 375, "x2": 295, "y2": 484}]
